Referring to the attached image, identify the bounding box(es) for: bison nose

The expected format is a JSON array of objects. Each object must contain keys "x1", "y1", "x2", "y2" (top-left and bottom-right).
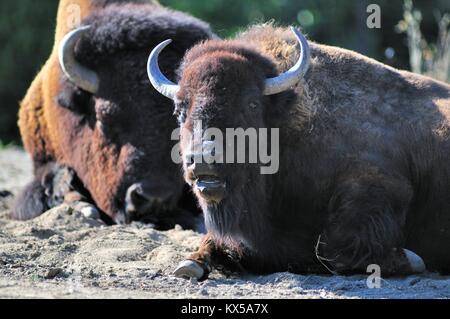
[
  {"x1": 191, "y1": 162, "x2": 221, "y2": 179},
  {"x1": 184, "y1": 141, "x2": 224, "y2": 165},
  {"x1": 125, "y1": 183, "x2": 173, "y2": 217}
]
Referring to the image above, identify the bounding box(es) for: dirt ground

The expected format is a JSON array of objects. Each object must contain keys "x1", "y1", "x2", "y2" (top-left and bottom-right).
[{"x1": 1, "y1": 148, "x2": 450, "y2": 299}]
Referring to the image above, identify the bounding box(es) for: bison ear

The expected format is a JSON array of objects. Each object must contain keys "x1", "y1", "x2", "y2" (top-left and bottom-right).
[{"x1": 57, "y1": 83, "x2": 94, "y2": 115}]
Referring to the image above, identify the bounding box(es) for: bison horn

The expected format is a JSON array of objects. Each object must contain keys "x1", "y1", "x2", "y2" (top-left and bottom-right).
[
  {"x1": 147, "y1": 27, "x2": 309, "y2": 99},
  {"x1": 59, "y1": 26, "x2": 100, "y2": 94},
  {"x1": 263, "y1": 27, "x2": 311, "y2": 95},
  {"x1": 147, "y1": 39, "x2": 180, "y2": 100}
]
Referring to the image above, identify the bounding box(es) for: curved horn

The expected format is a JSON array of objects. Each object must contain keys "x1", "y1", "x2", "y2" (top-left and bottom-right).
[
  {"x1": 263, "y1": 27, "x2": 311, "y2": 95},
  {"x1": 147, "y1": 39, "x2": 180, "y2": 100},
  {"x1": 59, "y1": 26, "x2": 99, "y2": 94}
]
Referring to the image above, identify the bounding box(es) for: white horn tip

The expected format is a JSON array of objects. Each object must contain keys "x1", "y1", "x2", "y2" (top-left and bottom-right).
[
  {"x1": 147, "y1": 38, "x2": 179, "y2": 100},
  {"x1": 403, "y1": 249, "x2": 426, "y2": 273},
  {"x1": 290, "y1": 26, "x2": 303, "y2": 38},
  {"x1": 263, "y1": 26, "x2": 310, "y2": 96},
  {"x1": 151, "y1": 39, "x2": 173, "y2": 53}
]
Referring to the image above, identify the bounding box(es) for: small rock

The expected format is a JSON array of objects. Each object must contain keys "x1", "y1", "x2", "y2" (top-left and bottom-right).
[
  {"x1": 149, "y1": 271, "x2": 162, "y2": 280},
  {"x1": 31, "y1": 252, "x2": 41, "y2": 258},
  {"x1": 48, "y1": 235, "x2": 64, "y2": 245},
  {"x1": 61, "y1": 243, "x2": 77, "y2": 252},
  {"x1": 45, "y1": 268, "x2": 63, "y2": 279},
  {"x1": 409, "y1": 278, "x2": 421, "y2": 286}
]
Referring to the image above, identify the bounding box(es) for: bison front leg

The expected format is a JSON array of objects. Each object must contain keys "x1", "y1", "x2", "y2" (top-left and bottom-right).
[
  {"x1": 174, "y1": 233, "x2": 215, "y2": 281},
  {"x1": 39, "y1": 165, "x2": 101, "y2": 220},
  {"x1": 12, "y1": 162, "x2": 99, "y2": 220},
  {"x1": 12, "y1": 178, "x2": 50, "y2": 220},
  {"x1": 174, "y1": 232, "x2": 245, "y2": 280},
  {"x1": 12, "y1": 162, "x2": 66, "y2": 220},
  {"x1": 320, "y1": 172, "x2": 425, "y2": 275}
]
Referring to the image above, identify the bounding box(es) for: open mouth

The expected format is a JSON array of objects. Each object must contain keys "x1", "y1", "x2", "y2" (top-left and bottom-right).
[
  {"x1": 195, "y1": 175, "x2": 226, "y2": 202},
  {"x1": 195, "y1": 175, "x2": 226, "y2": 191}
]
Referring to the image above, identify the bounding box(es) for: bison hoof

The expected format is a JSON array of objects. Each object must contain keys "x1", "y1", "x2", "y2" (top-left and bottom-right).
[
  {"x1": 72, "y1": 202, "x2": 100, "y2": 220},
  {"x1": 81, "y1": 206, "x2": 100, "y2": 220},
  {"x1": 173, "y1": 260, "x2": 205, "y2": 280},
  {"x1": 403, "y1": 249, "x2": 426, "y2": 273}
]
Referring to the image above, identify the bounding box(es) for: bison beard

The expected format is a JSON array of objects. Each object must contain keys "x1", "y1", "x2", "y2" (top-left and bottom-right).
[
  {"x1": 14, "y1": 0, "x2": 214, "y2": 229},
  {"x1": 148, "y1": 24, "x2": 450, "y2": 279}
]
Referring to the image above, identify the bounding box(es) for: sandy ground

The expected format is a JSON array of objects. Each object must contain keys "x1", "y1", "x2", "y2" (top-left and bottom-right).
[{"x1": 1, "y1": 148, "x2": 450, "y2": 299}]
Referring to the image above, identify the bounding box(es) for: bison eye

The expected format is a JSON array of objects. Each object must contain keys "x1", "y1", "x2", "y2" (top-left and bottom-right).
[
  {"x1": 58, "y1": 86, "x2": 94, "y2": 115},
  {"x1": 176, "y1": 109, "x2": 187, "y2": 124},
  {"x1": 174, "y1": 101, "x2": 188, "y2": 124}
]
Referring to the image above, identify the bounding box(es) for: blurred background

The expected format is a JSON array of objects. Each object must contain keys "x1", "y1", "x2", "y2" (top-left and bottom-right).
[{"x1": 0, "y1": 0, "x2": 448, "y2": 145}]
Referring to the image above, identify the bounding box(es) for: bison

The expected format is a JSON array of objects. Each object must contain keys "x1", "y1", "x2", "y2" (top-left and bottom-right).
[
  {"x1": 14, "y1": 0, "x2": 214, "y2": 229},
  {"x1": 147, "y1": 24, "x2": 450, "y2": 280}
]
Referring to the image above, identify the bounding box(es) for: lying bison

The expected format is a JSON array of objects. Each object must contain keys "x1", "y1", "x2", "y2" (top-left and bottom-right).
[
  {"x1": 148, "y1": 24, "x2": 450, "y2": 279},
  {"x1": 15, "y1": 0, "x2": 213, "y2": 229}
]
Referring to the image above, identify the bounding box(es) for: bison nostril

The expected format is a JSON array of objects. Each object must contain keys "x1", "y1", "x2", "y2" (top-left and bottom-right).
[
  {"x1": 184, "y1": 153, "x2": 196, "y2": 165},
  {"x1": 125, "y1": 184, "x2": 144, "y2": 213},
  {"x1": 125, "y1": 183, "x2": 170, "y2": 216}
]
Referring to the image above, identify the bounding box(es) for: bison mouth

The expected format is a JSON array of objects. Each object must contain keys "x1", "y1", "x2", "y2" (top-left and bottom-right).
[{"x1": 195, "y1": 175, "x2": 226, "y2": 203}]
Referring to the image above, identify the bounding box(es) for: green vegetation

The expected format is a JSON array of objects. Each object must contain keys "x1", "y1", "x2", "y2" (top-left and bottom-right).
[
  {"x1": 0, "y1": 0, "x2": 448, "y2": 144},
  {"x1": 0, "y1": 140, "x2": 16, "y2": 150}
]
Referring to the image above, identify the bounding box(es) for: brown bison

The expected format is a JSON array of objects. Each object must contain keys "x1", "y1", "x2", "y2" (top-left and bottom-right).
[
  {"x1": 148, "y1": 24, "x2": 450, "y2": 280},
  {"x1": 14, "y1": 0, "x2": 214, "y2": 229}
]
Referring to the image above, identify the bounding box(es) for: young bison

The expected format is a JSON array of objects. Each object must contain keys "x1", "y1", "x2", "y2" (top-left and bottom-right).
[
  {"x1": 148, "y1": 24, "x2": 450, "y2": 280},
  {"x1": 15, "y1": 0, "x2": 214, "y2": 229}
]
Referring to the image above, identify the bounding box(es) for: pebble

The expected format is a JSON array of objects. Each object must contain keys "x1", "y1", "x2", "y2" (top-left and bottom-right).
[
  {"x1": 45, "y1": 268, "x2": 63, "y2": 279},
  {"x1": 409, "y1": 278, "x2": 421, "y2": 286}
]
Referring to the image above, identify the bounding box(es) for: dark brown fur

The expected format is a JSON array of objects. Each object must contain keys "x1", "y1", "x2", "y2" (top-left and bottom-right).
[
  {"x1": 173, "y1": 25, "x2": 450, "y2": 276},
  {"x1": 15, "y1": 0, "x2": 213, "y2": 228}
]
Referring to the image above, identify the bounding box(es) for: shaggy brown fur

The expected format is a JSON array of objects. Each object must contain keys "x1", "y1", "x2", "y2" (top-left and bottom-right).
[
  {"x1": 15, "y1": 0, "x2": 212, "y2": 228},
  {"x1": 170, "y1": 24, "x2": 450, "y2": 277}
]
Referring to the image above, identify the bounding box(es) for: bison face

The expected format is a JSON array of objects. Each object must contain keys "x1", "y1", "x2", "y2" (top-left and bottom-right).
[
  {"x1": 147, "y1": 28, "x2": 311, "y2": 213},
  {"x1": 175, "y1": 54, "x2": 269, "y2": 209},
  {"x1": 55, "y1": 26, "x2": 201, "y2": 225}
]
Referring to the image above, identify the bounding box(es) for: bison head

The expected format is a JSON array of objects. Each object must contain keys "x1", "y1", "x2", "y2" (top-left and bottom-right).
[
  {"x1": 147, "y1": 28, "x2": 310, "y2": 225},
  {"x1": 53, "y1": 8, "x2": 212, "y2": 226}
]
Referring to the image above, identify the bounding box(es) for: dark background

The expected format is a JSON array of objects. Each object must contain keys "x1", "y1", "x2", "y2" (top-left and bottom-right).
[{"x1": 0, "y1": 0, "x2": 448, "y2": 145}]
